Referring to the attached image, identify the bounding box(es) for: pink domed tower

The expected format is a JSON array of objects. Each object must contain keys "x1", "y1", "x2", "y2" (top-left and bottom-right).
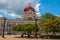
[{"x1": 23, "y1": 3, "x2": 36, "y2": 21}]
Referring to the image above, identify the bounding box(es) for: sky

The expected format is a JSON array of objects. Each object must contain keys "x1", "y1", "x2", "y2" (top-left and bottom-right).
[
  {"x1": 40, "y1": 0, "x2": 60, "y2": 16},
  {"x1": 0, "y1": 0, "x2": 60, "y2": 19}
]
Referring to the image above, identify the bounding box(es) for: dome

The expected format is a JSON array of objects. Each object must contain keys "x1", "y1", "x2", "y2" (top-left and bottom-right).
[{"x1": 24, "y1": 4, "x2": 35, "y2": 12}]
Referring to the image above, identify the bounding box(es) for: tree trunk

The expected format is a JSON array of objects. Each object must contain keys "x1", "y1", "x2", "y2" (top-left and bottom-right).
[
  {"x1": 21, "y1": 32, "x2": 24, "y2": 37},
  {"x1": 21, "y1": 34, "x2": 23, "y2": 37},
  {"x1": 53, "y1": 32, "x2": 56, "y2": 35},
  {"x1": 27, "y1": 32, "x2": 30, "y2": 38}
]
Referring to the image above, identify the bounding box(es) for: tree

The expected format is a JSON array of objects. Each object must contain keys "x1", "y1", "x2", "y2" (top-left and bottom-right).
[
  {"x1": 12, "y1": 24, "x2": 39, "y2": 38},
  {"x1": 51, "y1": 16, "x2": 60, "y2": 34},
  {"x1": 12, "y1": 24, "x2": 22, "y2": 35},
  {"x1": 39, "y1": 13, "x2": 56, "y2": 35},
  {"x1": 22, "y1": 24, "x2": 39, "y2": 38},
  {"x1": 12, "y1": 24, "x2": 22, "y2": 31}
]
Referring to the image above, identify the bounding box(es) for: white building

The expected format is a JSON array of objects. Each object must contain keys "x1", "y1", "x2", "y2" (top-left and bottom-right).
[{"x1": 0, "y1": 4, "x2": 39, "y2": 34}]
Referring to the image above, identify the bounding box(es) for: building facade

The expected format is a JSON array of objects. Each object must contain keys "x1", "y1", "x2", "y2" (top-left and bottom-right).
[{"x1": 0, "y1": 4, "x2": 39, "y2": 34}]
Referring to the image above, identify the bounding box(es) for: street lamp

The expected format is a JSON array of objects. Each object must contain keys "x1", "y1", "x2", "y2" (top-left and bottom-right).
[
  {"x1": 8, "y1": 24, "x2": 11, "y2": 35},
  {"x1": 34, "y1": 16, "x2": 38, "y2": 38},
  {"x1": 2, "y1": 17, "x2": 6, "y2": 38}
]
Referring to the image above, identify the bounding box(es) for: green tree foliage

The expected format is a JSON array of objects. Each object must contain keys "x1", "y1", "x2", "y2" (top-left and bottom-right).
[
  {"x1": 52, "y1": 17, "x2": 60, "y2": 32},
  {"x1": 12, "y1": 24, "x2": 39, "y2": 32},
  {"x1": 39, "y1": 13, "x2": 60, "y2": 34},
  {"x1": 25, "y1": 24, "x2": 39, "y2": 32},
  {"x1": 12, "y1": 24, "x2": 22, "y2": 31},
  {"x1": 12, "y1": 24, "x2": 39, "y2": 38}
]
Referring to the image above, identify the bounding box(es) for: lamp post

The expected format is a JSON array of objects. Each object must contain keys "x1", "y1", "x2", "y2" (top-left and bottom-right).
[
  {"x1": 34, "y1": 16, "x2": 38, "y2": 38},
  {"x1": 8, "y1": 24, "x2": 11, "y2": 35},
  {"x1": 2, "y1": 17, "x2": 6, "y2": 38}
]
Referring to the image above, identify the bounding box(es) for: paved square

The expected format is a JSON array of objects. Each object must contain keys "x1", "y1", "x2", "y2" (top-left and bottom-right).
[{"x1": 0, "y1": 35, "x2": 60, "y2": 40}]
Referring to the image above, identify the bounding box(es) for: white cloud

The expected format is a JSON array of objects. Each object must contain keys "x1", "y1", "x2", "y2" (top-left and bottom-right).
[
  {"x1": 0, "y1": 15, "x2": 3, "y2": 17},
  {"x1": 0, "y1": 0, "x2": 39, "y2": 14},
  {"x1": 0, "y1": 10, "x2": 21, "y2": 19},
  {"x1": 0, "y1": 0, "x2": 40, "y2": 19},
  {"x1": 35, "y1": 3, "x2": 41, "y2": 12},
  {"x1": 7, "y1": 13, "x2": 21, "y2": 18},
  {"x1": 34, "y1": 3, "x2": 41, "y2": 17},
  {"x1": 8, "y1": 13, "x2": 16, "y2": 16},
  {"x1": 36, "y1": 12, "x2": 41, "y2": 16},
  {"x1": 0, "y1": 0, "x2": 7, "y2": 3}
]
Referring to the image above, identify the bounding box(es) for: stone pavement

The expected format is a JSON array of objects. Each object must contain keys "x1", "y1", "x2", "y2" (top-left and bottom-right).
[{"x1": 0, "y1": 35, "x2": 60, "y2": 40}]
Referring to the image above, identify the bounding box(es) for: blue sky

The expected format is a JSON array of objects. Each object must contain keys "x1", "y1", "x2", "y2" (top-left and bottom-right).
[
  {"x1": 0, "y1": 0, "x2": 60, "y2": 19},
  {"x1": 40, "y1": 0, "x2": 60, "y2": 16}
]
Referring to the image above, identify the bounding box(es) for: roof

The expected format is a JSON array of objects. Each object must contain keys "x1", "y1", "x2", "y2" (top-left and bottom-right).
[{"x1": 24, "y1": 4, "x2": 35, "y2": 12}]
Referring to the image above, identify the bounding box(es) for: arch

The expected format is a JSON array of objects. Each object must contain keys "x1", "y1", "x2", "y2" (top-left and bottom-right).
[{"x1": 27, "y1": 17, "x2": 33, "y2": 21}]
